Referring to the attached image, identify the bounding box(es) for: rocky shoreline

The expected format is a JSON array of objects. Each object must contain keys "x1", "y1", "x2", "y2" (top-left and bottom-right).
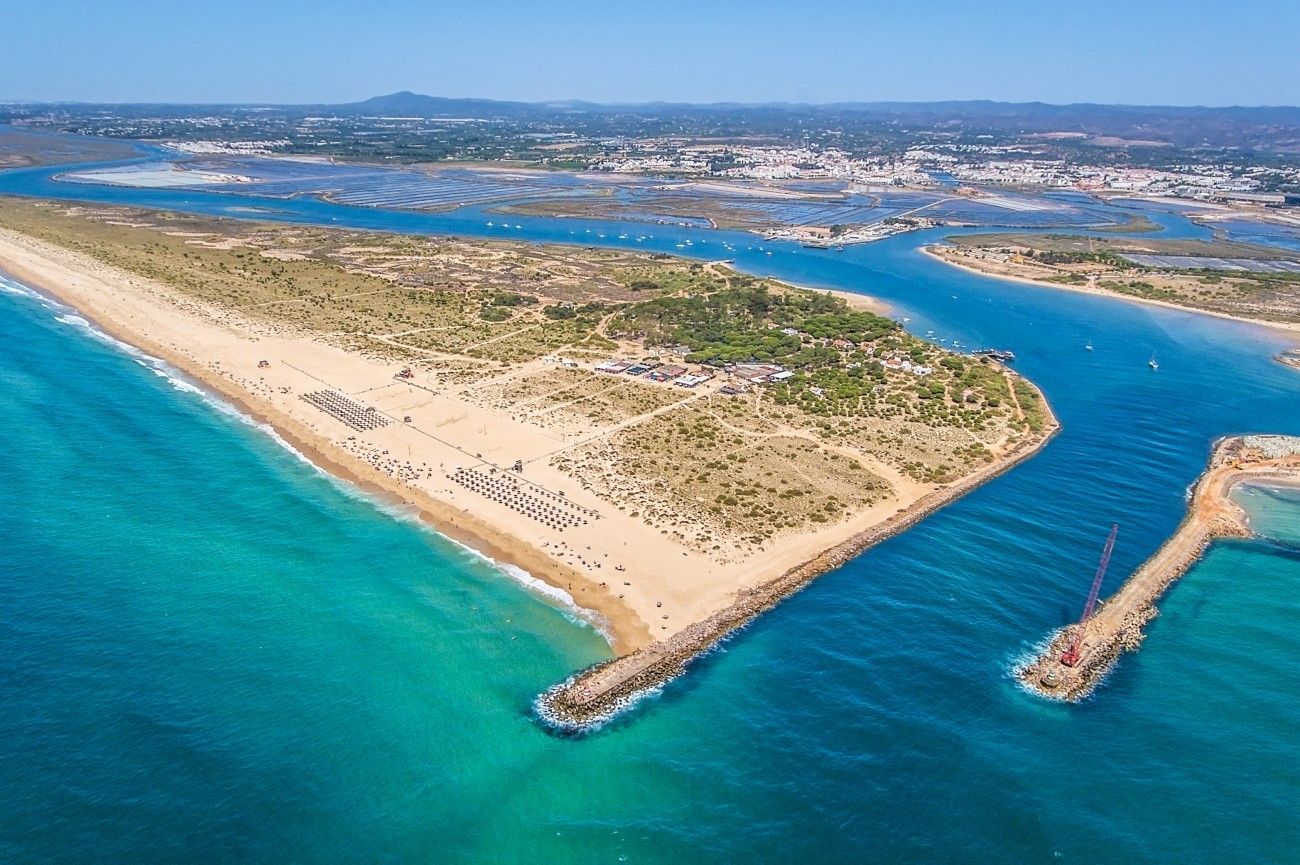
[
  {"x1": 1018, "y1": 529, "x2": 1239, "y2": 702},
  {"x1": 537, "y1": 414, "x2": 1060, "y2": 732},
  {"x1": 1018, "y1": 434, "x2": 1300, "y2": 702}
]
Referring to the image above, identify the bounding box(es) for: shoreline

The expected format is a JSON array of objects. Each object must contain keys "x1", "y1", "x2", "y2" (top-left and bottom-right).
[
  {"x1": 705, "y1": 259, "x2": 890, "y2": 315},
  {"x1": 1017, "y1": 434, "x2": 1300, "y2": 701},
  {"x1": 0, "y1": 222, "x2": 1055, "y2": 726},
  {"x1": 0, "y1": 250, "x2": 649, "y2": 653},
  {"x1": 922, "y1": 245, "x2": 1300, "y2": 338},
  {"x1": 538, "y1": 386, "x2": 1060, "y2": 730}
]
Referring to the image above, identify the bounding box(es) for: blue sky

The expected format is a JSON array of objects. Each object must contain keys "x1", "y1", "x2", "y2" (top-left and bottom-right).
[{"x1": 6, "y1": 0, "x2": 1298, "y2": 106}]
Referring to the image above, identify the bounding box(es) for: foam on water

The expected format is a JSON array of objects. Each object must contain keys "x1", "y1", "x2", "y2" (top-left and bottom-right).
[
  {"x1": 4, "y1": 166, "x2": 1300, "y2": 864},
  {"x1": 444, "y1": 536, "x2": 613, "y2": 643},
  {"x1": 496, "y1": 561, "x2": 613, "y2": 642},
  {"x1": 15, "y1": 271, "x2": 616, "y2": 648}
]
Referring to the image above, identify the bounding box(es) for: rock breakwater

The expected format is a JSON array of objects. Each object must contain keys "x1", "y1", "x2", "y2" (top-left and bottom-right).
[
  {"x1": 1020, "y1": 434, "x2": 1300, "y2": 701},
  {"x1": 538, "y1": 419, "x2": 1060, "y2": 731}
]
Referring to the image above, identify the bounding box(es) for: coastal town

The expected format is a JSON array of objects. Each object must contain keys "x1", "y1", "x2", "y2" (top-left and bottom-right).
[
  {"x1": 596, "y1": 140, "x2": 1300, "y2": 206},
  {"x1": 6, "y1": 1, "x2": 1300, "y2": 859},
  {"x1": 7, "y1": 96, "x2": 1299, "y2": 226}
]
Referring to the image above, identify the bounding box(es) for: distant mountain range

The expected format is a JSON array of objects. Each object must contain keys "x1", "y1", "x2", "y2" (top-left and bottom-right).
[
  {"x1": 9, "y1": 91, "x2": 1300, "y2": 151},
  {"x1": 277, "y1": 92, "x2": 1300, "y2": 150},
  {"x1": 343, "y1": 90, "x2": 1300, "y2": 118},
  {"x1": 297, "y1": 92, "x2": 1300, "y2": 151}
]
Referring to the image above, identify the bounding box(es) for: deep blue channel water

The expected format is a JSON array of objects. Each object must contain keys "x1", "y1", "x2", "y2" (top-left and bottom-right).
[{"x1": 1, "y1": 160, "x2": 1298, "y2": 864}]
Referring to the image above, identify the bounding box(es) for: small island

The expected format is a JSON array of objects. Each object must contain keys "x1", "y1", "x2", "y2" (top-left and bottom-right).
[
  {"x1": 1020, "y1": 435, "x2": 1300, "y2": 701},
  {"x1": 927, "y1": 233, "x2": 1300, "y2": 333}
]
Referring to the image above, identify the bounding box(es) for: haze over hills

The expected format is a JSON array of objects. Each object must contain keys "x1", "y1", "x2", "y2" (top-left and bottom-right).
[
  {"x1": 341, "y1": 93, "x2": 1300, "y2": 150},
  {"x1": 6, "y1": 91, "x2": 1300, "y2": 152}
]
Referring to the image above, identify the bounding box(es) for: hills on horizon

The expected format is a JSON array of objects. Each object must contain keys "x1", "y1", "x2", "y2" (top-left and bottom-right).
[
  {"x1": 11, "y1": 90, "x2": 1300, "y2": 113},
  {"x1": 7, "y1": 91, "x2": 1300, "y2": 151}
]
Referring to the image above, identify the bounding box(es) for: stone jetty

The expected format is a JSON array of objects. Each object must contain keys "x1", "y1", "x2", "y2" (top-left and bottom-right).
[
  {"x1": 537, "y1": 423, "x2": 1060, "y2": 731},
  {"x1": 1020, "y1": 434, "x2": 1300, "y2": 701}
]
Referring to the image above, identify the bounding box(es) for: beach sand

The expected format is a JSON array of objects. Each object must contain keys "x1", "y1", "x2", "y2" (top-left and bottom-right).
[{"x1": 0, "y1": 226, "x2": 1045, "y2": 665}]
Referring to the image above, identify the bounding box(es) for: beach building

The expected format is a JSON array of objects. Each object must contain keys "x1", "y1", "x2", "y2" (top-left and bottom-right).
[
  {"x1": 1209, "y1": 191, "x2": 1286, "y2": 206},
  {"x1": 673, "y1": 373, "x2": 713, "y2": 388},
  {"x1": 728, "y1": 362, "x2": 787, "y2": 384},
  {"x1": 648, "y1": 364, "x2": 689, "y2": 382}
]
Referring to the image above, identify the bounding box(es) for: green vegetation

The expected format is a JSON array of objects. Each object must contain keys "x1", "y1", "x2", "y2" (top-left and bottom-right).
[
  {"x1": 948, "y1": 231, "x2": 1286, "y2": 261},
  {"x1": 488, "y1": 291, "x2": 537, "y2": 307},
  {"x1": 1098, "y1": 279, "x2": 1169, "y2": 300},
  {"x1": 1027, "y1": 249, "x2": 1135, "y2": 268},
  {"x1": 946, "y1": 230, "x2": 1300, "y2": 324},
  {"x1": 542, "y1": 304, "x2": 577, "y2": 319},
  {"x1": 609, "y1": 282, "x2": 897, "y2": 365},
  {"x1": 0, "y1": 196, "x2": 1049, "y2": 506},
  {"x1": 602, "y1": 276, "x2": 1031, "y2": 482},
  {"x1": 478, "y1": 305, "x2": 513, "y2": 321},
  {"x1": 607, "y1": 263, "x2": 721, "y2": 297},
  {"x1": 1013, "y1": 380, "x2": 1047, "y2": 433},
  {"x1": 555, "y1": 407, "x2": 893, "y2": 550}
]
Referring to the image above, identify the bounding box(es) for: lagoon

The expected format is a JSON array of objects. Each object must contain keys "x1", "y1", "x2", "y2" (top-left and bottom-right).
[{"x1": 1, "y1": 157, "x2": 1298, "y2": 863}]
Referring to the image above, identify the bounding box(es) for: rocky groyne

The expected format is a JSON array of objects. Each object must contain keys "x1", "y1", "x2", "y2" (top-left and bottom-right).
[
  {"x1": 1019, "y1": 434, "x2": 1300, "y2": 701},
  {"x1": 538, "y1": 415, "x2": 1060, "y2": 732}
]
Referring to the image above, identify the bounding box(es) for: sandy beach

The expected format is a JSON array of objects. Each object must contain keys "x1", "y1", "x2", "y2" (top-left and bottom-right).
[
  {"x1": 0, "y1": 223, "x2": 1048, "y2": 662},
  {"x1": 0, "y1": 230, "x2": 656, "y2": 650}
]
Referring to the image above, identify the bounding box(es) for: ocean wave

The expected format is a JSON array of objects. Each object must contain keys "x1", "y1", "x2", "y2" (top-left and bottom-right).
[
  {"x1": 44, "y1": 301, "x2": 338, "y2": 479},
  {"x1": 132, "y1": 365, "x2": 617, "y2": 645},
  {"x1": 53, "y1": 311, "x2": 161, "y2": 364},
  {"x1": 496, "y1": 561, "x2": 613, "y2": 643},
  {"x1": 1005, "y1": 627, "x2": 1116, "y2": 704},
  {"x1": 15, "y1": 270, "x2": 616, "y2": 647},
  {"x1": 534, "y1": 670, "x2": 667, "y2": 735},
  {"x1": 441, "y1": 535, "x2": 613, "y2": 644},
  {"x1": 1005, "y1": 630, "x2": 1069, "y2": 701},
  {"x1": 0, "y1": 277, "x2": 45, "y2": 300}
]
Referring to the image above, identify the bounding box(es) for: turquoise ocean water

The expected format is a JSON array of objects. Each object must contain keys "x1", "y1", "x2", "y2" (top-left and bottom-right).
[{"x1": 1, "y1": 157, "x2": 1299, "y2": 863}]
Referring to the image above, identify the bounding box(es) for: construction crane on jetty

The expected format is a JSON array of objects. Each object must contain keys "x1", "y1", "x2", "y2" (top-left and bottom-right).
[{"x1": 1061, "y1": 524, "x2": 1119, "y2": 667}]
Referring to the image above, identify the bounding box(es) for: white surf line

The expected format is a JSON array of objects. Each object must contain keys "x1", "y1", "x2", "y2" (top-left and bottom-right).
[{"x1": 1, "y1": 273, "x2": 614, "y2": 646}]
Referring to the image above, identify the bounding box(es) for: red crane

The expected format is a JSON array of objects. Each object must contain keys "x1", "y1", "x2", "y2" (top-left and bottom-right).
[{"x1": 1061, "y1": 524, "x2": 1119, "y2": 667}]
